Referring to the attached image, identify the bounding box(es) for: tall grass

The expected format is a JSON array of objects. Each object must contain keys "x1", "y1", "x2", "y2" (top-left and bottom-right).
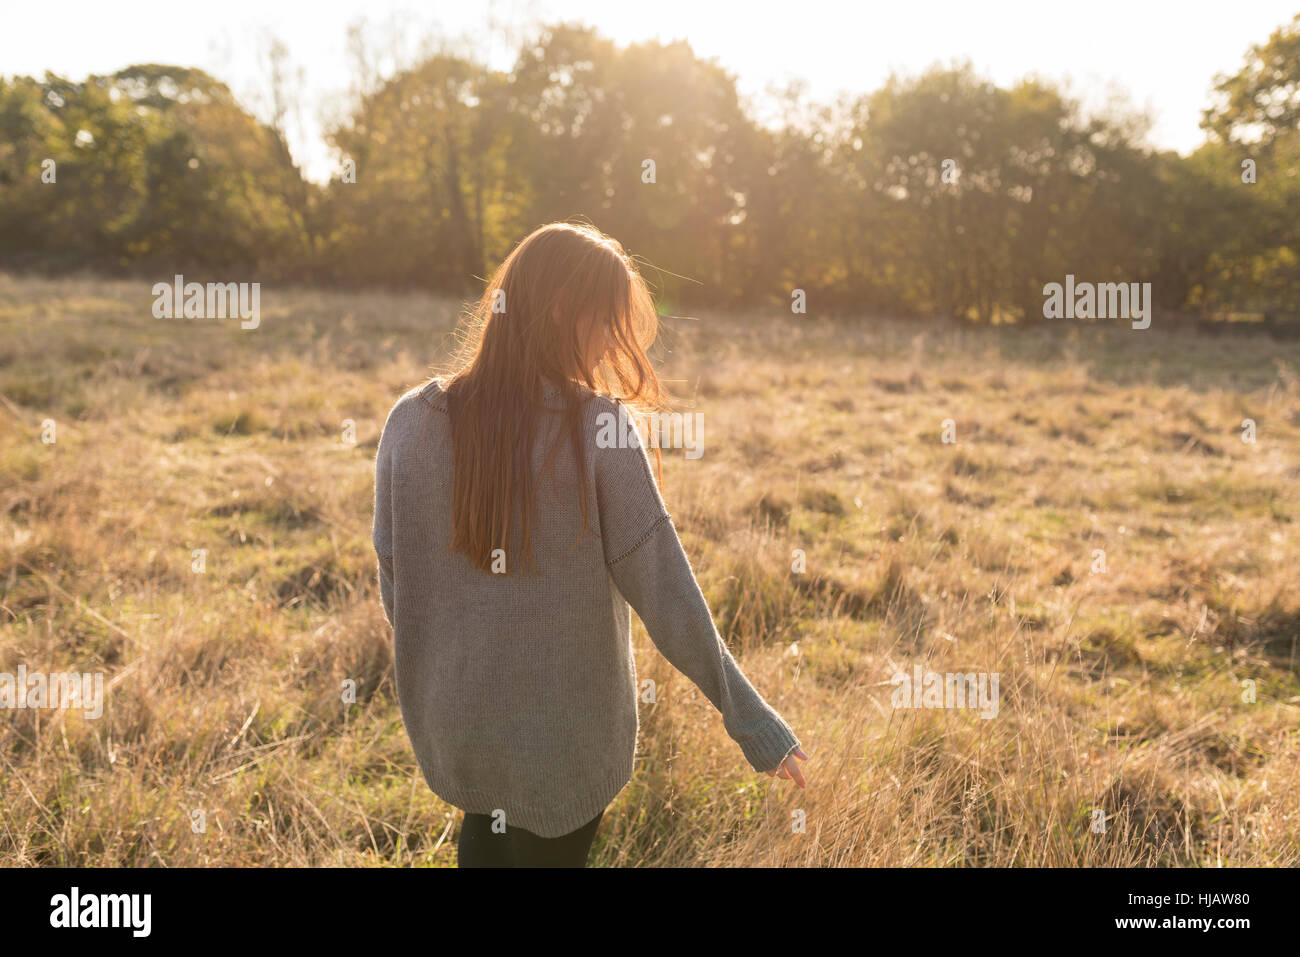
[{"x1": 1, "y1": 272, "x2": 1297, "y2": 866}]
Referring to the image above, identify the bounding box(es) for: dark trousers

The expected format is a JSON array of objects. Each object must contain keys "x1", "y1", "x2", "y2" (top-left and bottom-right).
[{"x1": 456, "y1": 808, "x2": 605, "y2": 868}]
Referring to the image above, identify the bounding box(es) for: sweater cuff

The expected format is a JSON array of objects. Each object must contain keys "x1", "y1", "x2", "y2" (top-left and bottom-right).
[{"x1": 738, "y1": 718, "x2": 801, "y2": 773}]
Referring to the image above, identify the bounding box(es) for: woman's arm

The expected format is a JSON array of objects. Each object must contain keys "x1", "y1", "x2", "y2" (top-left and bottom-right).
[
  {"x1": 372, "y1": 406, "x2": 396, "y2": 629},
  {"x1": 594, "y1": 402, "x2": 801, "y2": 774}
]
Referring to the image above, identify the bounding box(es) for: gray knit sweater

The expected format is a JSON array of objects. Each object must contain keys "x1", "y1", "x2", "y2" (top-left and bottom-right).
[{"x1": 371, "y1": 377, "x2": 801, "y2": 838}]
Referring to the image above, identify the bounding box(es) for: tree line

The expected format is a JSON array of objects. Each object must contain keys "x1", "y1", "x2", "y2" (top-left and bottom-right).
[{"x1": 1, "y1": 17, "x2": 1297, "y2": 322}]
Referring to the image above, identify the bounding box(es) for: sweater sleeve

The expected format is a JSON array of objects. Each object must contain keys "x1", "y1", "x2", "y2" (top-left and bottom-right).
[
  {"x1": 593, "y1": 401, "x2": 801, "y2": 773},
  {"x1": 372, "y1": 404, "x2": 396, "y2": 629}
]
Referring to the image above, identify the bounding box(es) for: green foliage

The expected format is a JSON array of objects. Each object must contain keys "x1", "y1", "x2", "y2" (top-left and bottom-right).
[{"x1": 1, "y1": 18, "x2": 1297, "y2": 318}]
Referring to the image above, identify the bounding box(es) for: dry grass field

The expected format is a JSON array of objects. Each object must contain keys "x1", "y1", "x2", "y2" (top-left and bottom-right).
[{"x1": 1, "y1": 271, "x2": 1297, "y2": 866}]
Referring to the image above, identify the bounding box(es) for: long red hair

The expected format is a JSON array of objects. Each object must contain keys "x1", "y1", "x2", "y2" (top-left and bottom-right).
[{"x1": 439, "y1": 221, "x2": 665, "y2": 574}]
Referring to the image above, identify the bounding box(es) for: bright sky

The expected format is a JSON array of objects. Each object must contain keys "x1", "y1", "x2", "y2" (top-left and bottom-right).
[{"x1": 4, "y1": 0, "x2": 1295, "y2": 183}]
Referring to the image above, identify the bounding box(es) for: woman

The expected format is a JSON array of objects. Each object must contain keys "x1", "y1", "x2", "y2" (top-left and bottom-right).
[{"x1": 372, "y1": 221, "x2": 807, "y2": 868}]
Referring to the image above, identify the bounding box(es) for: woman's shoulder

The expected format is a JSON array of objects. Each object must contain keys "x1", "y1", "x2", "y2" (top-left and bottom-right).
[
  {"x1": 537, "y1": 379, "x2": 623, "y2": 426},
  {"x1": 418, "y1": 377, "x2": 448, "y2": 406},
  {"x1": 389, "y1": 378, "x2": 448, "y2": 415},
  {"x1": 572, "y1": 389, "x2": 638, "y2": 440},
  {"x1": 378, "y1": 379, "x2": 447, "y2": 446},
  {"x1": 387, "y1": 375, "x2": 631, "y2": 435}
]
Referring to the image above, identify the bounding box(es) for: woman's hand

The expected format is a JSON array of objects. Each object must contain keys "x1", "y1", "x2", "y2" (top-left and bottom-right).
[{"x1": 765, "y1": 746, "x2": 809, "y2": 788}]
